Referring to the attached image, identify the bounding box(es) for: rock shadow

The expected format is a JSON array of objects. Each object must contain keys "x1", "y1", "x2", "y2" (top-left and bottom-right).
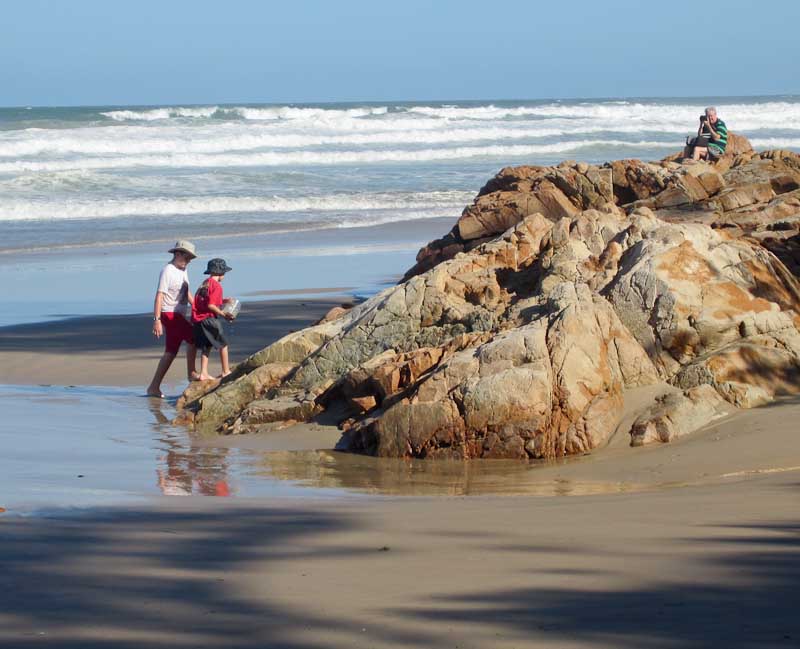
[{"x1": 383, "y1": 519, "x2": 800, "y2": 648}]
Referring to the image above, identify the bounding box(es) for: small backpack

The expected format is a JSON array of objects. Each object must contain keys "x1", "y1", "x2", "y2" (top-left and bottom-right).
[{"x1": 196, "y1": 279, "x2": 211, "y2": 300}]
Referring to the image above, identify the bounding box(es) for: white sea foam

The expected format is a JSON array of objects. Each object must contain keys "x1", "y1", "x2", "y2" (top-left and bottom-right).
[
  {"x1": 403, "y1": 101, "x2": 800, "y2": 127},
  {"x1": 101, "y1": 105, "x2": 390, "y2": 122},
  {"x1": 3, "y1": 120, "x2": 723, "y2": 158},
  {"x1": 0, "y1": 191, "x2": 474, "y2": 222},
  {"x1": 229, "y1": 106, "x2": 389, "y2": 120},
  {"x1": 101, "y1": 106, "x2": 222, "y2": 121},
  {"x1": 0, "y1": 125, "x2": 669, "y2": 158},
  {"x1": 749, "y1": 137, "x2": 800, "y2": 149},
  {"x1": 0, "y1": 140, "x2": 674, "y2": 173},
  {"x1": 4, "y1": 101, "x2": 798, "y2": 162},
  {"x1": 3, "y1": 99, "x2": 799, "y2": 255}
]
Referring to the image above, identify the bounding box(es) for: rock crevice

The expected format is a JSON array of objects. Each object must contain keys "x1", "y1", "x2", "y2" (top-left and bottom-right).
[{"x1": 178, "y1": 143, "x2": 800, "y2": 459}]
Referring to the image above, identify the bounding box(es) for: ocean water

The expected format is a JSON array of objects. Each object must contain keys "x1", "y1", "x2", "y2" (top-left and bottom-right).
[{"x1": 2, "y1": 97, "x2": 800, "y2": 254}]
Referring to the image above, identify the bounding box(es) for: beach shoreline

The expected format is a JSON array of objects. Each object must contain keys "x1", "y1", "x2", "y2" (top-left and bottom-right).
[
  {"x1": 4, "y1": 0, "x2": 800, "y2": 639},
  {"x1": 3, "y1": 249, "x2": 799, "y2": 648},
  {"x1": 3, "y1": 94, "x2": 800, "y2": 646},
  {"x1": 0, "y1": 297, "x2": 348, "y2": 387}
]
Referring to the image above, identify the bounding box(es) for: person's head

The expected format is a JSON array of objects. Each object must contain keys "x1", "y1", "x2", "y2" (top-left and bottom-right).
[
  {"x1": 705, "y1": 107, "x2": 718, "y2": 124},
  {"x1": 168, "y1": 240, "x2": 197, "y2": 269},
  {"x1": 203, "y1": 258, "x2": 232, "y2": 280}
]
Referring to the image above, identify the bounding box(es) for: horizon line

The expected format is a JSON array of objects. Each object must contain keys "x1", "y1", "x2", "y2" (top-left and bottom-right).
[{"x1": 2, "y1": 92, "x2": 799, "y2": 111}]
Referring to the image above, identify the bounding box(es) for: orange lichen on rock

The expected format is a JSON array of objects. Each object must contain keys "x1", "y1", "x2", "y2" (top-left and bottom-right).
[{"x1": 176, "y1": 147, "x2": 800, "y2": 457}]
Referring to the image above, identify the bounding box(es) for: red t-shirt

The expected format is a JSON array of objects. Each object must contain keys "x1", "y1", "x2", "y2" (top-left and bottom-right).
[{"x1": 192, "y1": 277, "x2": 223, "y2": 323}]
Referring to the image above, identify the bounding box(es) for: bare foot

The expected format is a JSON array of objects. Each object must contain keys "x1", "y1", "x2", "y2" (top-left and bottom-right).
[
  {"x1": 146, "y1": 388, "x2": 165, "y2": 398},
  {"x1": 189, "y1": 372, "x2": 202, "y2": 381},
  {"x1": 217, "y1": 371, "x2": 232, "y2": 379},
  {"x1": 197, "y1": 373, "x2": 214, "y2": 381}
]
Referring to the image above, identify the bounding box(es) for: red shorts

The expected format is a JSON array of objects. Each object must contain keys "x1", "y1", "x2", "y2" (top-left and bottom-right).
[{"x1": 161, "y1": 312, "x2": 194, "y2": 355}]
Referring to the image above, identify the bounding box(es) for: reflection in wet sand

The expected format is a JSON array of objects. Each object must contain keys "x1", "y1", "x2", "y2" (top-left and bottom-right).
[
  {"x1": 8, "y1": 384, "x2": 782, "y2": 511},
  {"x1": 148, "y1": 398, "x2": 669, "y2": 497},
  {"x1": 148, "y1": 401, "x2": 233, "y2": 497},
  {"x1": 249, "y1": 450, "x2": 653, "y2": 497}
]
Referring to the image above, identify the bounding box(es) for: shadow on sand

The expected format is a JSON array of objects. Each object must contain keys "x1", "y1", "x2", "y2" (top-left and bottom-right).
[
  {"x1": 1, "y1": 502, "x2": 798, "y2": 648},
  {"x1": 0, "y1": 299, "x2": 342, "y2": 355},
  {"x1": 387, "y1": 520, "x2": 800, "y2": 648}
]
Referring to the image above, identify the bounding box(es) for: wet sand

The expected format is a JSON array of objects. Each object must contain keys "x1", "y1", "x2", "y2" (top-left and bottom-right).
[
  {"x1": 3, "y1": 288, "x2": 800, "y2": 647},
  {"x1": 2, "y1": 470, "x2": 798, "y2": 649},
  {"x1": 4, "y1": 380, "x2": 800, "y2": 508},
  {"x1": 0, "y1": 297, "x2": 348, "y2": 387}
]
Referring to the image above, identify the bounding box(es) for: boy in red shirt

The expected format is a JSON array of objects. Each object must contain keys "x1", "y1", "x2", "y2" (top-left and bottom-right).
[{"x1": 192, "y1": 258, "x2": 236, "y2": 381}]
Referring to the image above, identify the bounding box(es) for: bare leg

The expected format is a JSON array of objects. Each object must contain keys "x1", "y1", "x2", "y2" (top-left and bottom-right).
[
  {"x1": 692, "y1": 146, "x2": 708, "y2": 161},
  {"x1": 147, "y1": 351, "x2": 176, "y2": 397},
  {"x1": 219, "y1": 346, "x2": 231, "y2": 378},
  {"x1": 198, "y1": 350, "x2": 213, "y2": 381},
  {"x1": 186, "y1": 344, "x2": 200, "y2": 381}
]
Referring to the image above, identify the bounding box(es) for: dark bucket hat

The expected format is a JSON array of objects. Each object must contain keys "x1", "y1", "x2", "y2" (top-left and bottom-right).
[{"x1": 203, "y1": 258, "x2": 233, "y2": 275}]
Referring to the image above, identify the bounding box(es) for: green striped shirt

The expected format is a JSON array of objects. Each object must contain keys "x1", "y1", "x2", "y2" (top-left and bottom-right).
[{"x1": 707, "y1": 118, "x2": 728, "y2": 154}]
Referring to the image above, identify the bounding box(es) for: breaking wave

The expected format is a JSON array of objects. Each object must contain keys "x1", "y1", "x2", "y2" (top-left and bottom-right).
[
  {"x1": 101, "y1": 105, "x2": 390, "y2": 122},
  {"x1": 3, "y1": 97, "x2": 799, "y2": 252},
  {"x1": 0, "y1": 191, "x2": 473, "y2": 222},
  {"x1": 0, "y1": 140, "x2": 673, "y2": 173}
]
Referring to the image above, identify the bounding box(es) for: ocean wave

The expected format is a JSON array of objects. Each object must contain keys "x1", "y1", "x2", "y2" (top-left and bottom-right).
[
  {"x1": 229, "y1": 106, "x2": 389, "y2": 120},
  {"x1": 0, "y1": 140, "x2": 676, "y2": 173},
  {"x1": 402, "y1": 101, "x2": 800, "y2": 127},
  {"x1": 0, "y1": 125, "x2": 651, "y2": 158},
  {"x1": 101, "y1": 105, "x2": 390, "y2": 122},
  {"x1": 101, "y1": 106, "x2": 222, "y2": 121},
  {"x1": 748, "y1": 137, "x2": 800, "y2": 149},
  {"x1": 0, "y1": 191, "x2": 474, "y2": 222},
  {"x1": 0, "y1": 124, "x2": 708, "y2": 158},
  {"x1": 5, "y1": 104, "x2": 799, "y2": 160}
]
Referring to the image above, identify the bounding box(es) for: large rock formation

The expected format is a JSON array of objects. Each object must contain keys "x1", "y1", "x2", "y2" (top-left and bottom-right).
[{"x1": 177, "y1": 143, "x2": 800, "y2": 460}]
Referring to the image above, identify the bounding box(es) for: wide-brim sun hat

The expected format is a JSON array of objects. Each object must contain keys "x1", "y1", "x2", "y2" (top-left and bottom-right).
[
  {"x1": 168, "y1": 240, "x2": 197, "y2": 259},
  {"x1": 204, "y1": 258, "x2": 233, "y2": 275}
]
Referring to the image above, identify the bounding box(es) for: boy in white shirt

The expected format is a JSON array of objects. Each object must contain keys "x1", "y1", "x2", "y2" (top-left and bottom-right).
[{"x1": 146, "y1": 241, "x2": 200, "y2": 397}]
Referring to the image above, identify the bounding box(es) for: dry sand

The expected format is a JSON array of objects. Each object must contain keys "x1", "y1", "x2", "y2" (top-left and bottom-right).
[{"x1": 2, "y1": 295, "x2": 799, "y2": 648}]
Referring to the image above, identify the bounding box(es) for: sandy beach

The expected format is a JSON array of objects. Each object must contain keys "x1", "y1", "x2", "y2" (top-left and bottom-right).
[
  {"x1": 4, "y1": 0, "x2": 800, "y2": 643},
  {"x1": 3, "y1": 288, "x2": 800, "y2": 647},
  {"x1": 0, "y1": 297, "x2": 348, "y2": 387},
  {"x1": 2, "y1": 469, "x2": 798, "y2": 648},
  {"x1": 2, "y1": 91, "x2": 800, "y2": 648}
]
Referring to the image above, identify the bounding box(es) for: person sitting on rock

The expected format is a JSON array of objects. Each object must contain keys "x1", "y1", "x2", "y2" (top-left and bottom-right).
[{"x1": 687, "y1": 107, "x2": 728, "y2": 162}]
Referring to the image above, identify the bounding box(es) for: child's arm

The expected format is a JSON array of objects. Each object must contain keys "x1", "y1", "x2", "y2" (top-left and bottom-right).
[{"x1": 208, "y1": 303, "x2": 235, "y2": 321}]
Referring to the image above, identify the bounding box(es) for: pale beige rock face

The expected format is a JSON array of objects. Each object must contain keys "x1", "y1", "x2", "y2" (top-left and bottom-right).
[
  {"x1": 178, "y1": 149, "x2": 800, "y2": 457},
  {"x1": 630, "y1": 385, "x2": 734, "y2": 446}
]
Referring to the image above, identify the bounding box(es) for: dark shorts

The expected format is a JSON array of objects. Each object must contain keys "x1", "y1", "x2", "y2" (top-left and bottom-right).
[
  {"x1": 690, "y1": 136, "x2": 723, "y2": 159},
  {"x1": 161, "y1": 312, "x2": 194, "y2": 355},
  {"x1": 193, "y1": 317, "x2": 229, "y2": 352}
]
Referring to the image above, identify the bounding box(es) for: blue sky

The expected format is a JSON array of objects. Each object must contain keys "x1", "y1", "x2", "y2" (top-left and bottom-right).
[{"x1": 2, "y1": 0, "x2": 798, "y2": 106}]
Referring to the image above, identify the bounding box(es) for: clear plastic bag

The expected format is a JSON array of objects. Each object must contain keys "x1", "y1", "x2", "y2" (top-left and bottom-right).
[{"x1": 222, "y1": 298, "x2": 241, "y2": 319}]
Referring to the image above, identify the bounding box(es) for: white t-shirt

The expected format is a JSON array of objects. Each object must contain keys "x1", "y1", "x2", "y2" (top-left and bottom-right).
[{"x1": 156, "y1": 263, "x2": 190, "y2": 313}]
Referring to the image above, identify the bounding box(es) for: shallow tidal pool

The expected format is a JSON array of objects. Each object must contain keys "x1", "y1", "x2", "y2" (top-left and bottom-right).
[{"x1": 0, "y1": 384, "x2": 648, "y2": 514}]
